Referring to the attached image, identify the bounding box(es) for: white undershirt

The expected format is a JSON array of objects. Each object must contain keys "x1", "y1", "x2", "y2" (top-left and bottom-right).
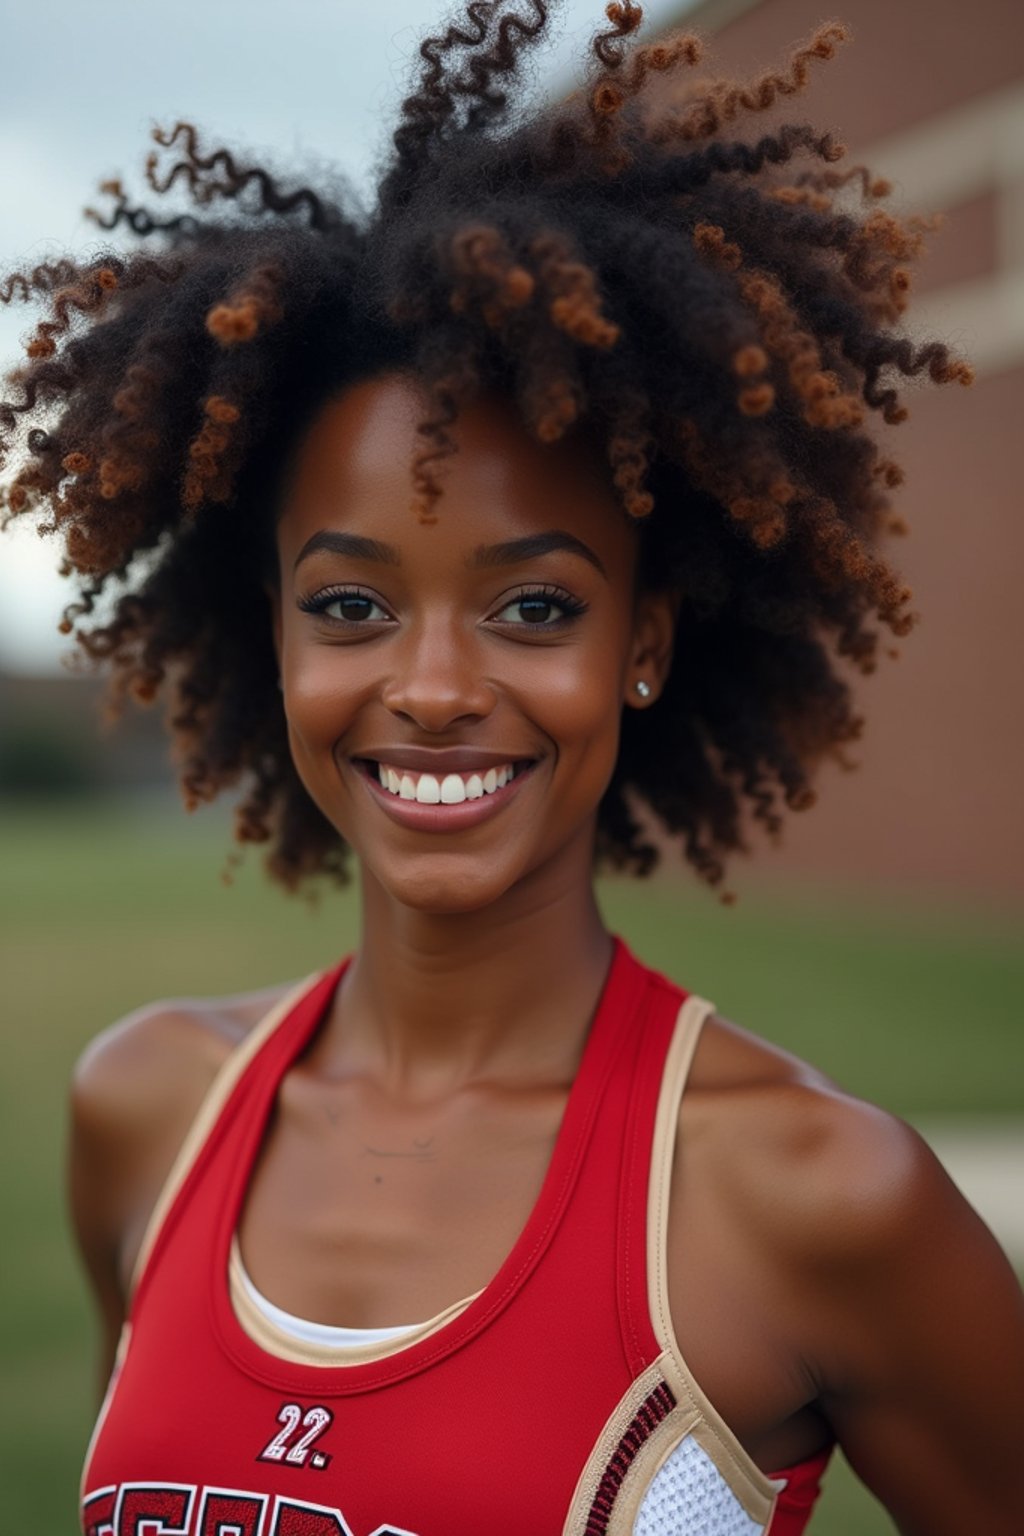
[{"x1": 235, "y1": 1252, "x2": 423, "y2": 1349}]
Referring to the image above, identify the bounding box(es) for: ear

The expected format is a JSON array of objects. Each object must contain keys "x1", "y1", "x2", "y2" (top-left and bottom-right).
[{"x1": 624, "y1": 588, "x2": 677, "y2": 709}]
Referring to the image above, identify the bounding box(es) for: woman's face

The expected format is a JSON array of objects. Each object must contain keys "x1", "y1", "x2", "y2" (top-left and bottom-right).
[{"x1": 271, "y1": 371, "x2": 674, "y2": 914}]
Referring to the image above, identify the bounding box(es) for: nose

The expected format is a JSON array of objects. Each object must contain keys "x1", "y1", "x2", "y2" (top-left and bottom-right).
[{"x1": 379, "y1": 614, "x2": 496, "y2": 732}]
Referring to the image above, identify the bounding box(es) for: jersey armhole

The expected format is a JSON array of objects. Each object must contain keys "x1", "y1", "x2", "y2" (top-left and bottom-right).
[
  {"x1": 126, "y1": 971, "x2": 322, "y2": 1306},
  {"x1": 646, "y1": 995, "x2": 788, "y2": 1520}
]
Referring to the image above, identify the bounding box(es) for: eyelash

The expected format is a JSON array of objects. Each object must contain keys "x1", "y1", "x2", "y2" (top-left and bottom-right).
[
  {"x1": 494, "y1": 584, "x2": 589, "y2": 627},
  {"x1": 297, "y1": 583, "x2": 589, "y2": 629},
  {"x1": 297, "y1": 585, "x2": 390, "y2": 624}
]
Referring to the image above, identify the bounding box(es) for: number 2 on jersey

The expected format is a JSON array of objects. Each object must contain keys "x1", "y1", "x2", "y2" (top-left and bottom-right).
[{"x1": 258, "y1": 1403, "x2": 334, "y2": 1468}]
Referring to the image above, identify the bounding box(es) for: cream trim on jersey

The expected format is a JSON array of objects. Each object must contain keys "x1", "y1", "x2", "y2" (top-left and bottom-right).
[
  {"x1": 561, "y1": 1359, "x2": 699, "y2": 1535},
  {"x1": 228, "y1": 1237, "x2": 483, "y2": 1367},
  {"x1": 234, "y1": 1241, "x2": 426, "y2": 1345},
  {"x1": 80, "y1": 1320, "x2": 132, "y2": 1503},
  {"x1": 128, "y1": 972, "x2": 322, "y2": 1301},
  {"x1": 562, "y1": 997, "x2": 784, "y2": 1536},
  {"x1": 559, "y1": 1345, "x2": 777, "y2": 1535},
  {"x1": 611, "y1": 1364, "x2": 753, "y2": 1532},
  {"x1": 646, "y1": 995, "x2": 786, "y2": 1521}
]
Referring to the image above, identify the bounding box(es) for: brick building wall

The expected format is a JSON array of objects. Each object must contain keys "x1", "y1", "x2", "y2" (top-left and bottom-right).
[{"x1": 650, "y1": 0, "x2": 1024, "y2": 902}]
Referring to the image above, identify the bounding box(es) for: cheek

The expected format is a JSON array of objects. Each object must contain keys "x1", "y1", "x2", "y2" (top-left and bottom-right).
[
  {"x1": 280, "y1": 607, "x2": 383, "y2": 727},
  {"x1": 525, "y1": 627, "x2": 631, "y2": 770},
  {"x1": 278, "y1": 639, "x2": 364, "y2": 798}
]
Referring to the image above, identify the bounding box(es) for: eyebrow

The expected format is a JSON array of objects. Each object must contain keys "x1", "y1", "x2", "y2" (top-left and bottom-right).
[
  {"x1": 294, "y1": 527, "x2": 607, "y2": 578},
  {"x1": 471, "y1": 531, "x2": 607, "y2": 578},
  {"x1": 294, "y1": 531, "x2": 401, "y2": 571}
]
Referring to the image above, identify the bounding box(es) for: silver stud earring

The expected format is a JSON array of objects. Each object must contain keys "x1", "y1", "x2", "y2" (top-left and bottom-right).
[{"x1": 635, "y1": 679, "x2": 651, "y2": 699}]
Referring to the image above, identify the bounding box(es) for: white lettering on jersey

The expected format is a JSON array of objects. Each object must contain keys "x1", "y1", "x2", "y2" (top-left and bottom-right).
[{"x1": 82, "y1": 1483, "x2": 418, "y2": 1536}]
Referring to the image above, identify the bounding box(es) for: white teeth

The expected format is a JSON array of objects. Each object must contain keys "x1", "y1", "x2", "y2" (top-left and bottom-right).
[
  {"x1": 373, "y1": 761, "x2": 524, "y2": 803},
  {"x1": 415, "y1": 774, "x2": 441, "y2": 804},
  {"x1": 440, "y1": 773, "x2": 466, "y2": 804}
]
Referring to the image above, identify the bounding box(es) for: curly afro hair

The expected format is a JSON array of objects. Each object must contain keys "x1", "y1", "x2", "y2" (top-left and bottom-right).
[{"x1": 0, "y1": 1, "x2": 972, "y2": 899}]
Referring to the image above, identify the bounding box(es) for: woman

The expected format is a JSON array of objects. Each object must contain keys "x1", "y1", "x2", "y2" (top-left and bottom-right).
[{"x1": 3, "y1": 4, "x2": 1022, "y2": 1531}]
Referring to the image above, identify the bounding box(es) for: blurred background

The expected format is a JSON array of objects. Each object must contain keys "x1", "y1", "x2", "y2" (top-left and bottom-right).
[{"x1": 1, "y1": 1, "x2": 1022, "y2": 1531}]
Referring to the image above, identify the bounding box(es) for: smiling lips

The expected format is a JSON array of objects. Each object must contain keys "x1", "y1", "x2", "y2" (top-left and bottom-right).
[
  {"x1": 375, "y1": 761, "x2": 520, "y2": 805},
  {"x1": 353, "y1": 751, "x2": 536, "y2": 827}
]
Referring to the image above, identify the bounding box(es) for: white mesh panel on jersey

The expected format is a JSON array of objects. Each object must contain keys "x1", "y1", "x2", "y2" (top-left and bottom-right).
[{"x1": 633, "y1": 1435, "x2": 766, "y2": 1536}]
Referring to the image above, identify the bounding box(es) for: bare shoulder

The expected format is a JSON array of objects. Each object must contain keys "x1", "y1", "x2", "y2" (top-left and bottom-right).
[
  {"x1": 682, "y1": 1009, "x2": 969, "y2": 1269},
  {"x1": 68, "y1": 976, "x2": 300, "y2": 1311},
  {"x1": 675, "y1": 1010, "x2": 1024, "y2": 1402},
  {"x1": 71, "y1": 977, "x2": 296, "y2": 1152},
  {"x1": 680, "y1": 1014, "x2": 1024, "y2": 1521}
]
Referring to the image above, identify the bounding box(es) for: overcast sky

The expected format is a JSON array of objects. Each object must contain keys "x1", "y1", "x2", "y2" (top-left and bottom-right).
[{"x1": 0, "y1": 0, "x2": 690, "y2": 674}]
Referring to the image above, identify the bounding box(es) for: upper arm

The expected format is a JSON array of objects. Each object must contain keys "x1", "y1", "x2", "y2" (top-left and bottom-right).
[
  {"x1": 799, "y1": 1107, "x2": 1024, "y2": 1534},
  {"x1": 68, "y1": 1040, "x2": 135, "y2": 1395},
  {"x1": 66, "y1": 1002, "x2": 233, "y2": 1397},
  {"x1": 672, "y1": 1019, "x2": 1024, "y2": 1531}
]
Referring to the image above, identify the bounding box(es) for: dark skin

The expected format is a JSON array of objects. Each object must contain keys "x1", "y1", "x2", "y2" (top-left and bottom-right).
[{"x1": 70, "y1": 373, "x2": 1024, "y2": 1533}]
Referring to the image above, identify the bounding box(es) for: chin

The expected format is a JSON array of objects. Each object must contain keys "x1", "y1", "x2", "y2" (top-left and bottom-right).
[{"x1": 368, "y1": 854, "x2": 525, "y2": 917}]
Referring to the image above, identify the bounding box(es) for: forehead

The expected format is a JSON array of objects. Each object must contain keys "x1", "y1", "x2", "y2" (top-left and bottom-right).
[{"x1": 276, "y1": 371, "x2": 639, "y2": 570}]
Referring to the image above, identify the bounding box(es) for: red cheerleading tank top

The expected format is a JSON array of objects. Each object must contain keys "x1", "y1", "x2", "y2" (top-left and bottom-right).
[{"x1": 81, "y1": 936, "x2": 832, "y2": 1536}]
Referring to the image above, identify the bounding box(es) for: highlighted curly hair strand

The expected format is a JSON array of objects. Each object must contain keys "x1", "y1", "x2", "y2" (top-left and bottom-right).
[{"x1": 0, "y1": 2, "x2": 972, "y2": 898}]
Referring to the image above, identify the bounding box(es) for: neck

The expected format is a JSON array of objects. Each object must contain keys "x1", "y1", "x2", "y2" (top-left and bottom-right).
[{"x1": 330, "y1": 839, "x2": 614, "y2": 1089}]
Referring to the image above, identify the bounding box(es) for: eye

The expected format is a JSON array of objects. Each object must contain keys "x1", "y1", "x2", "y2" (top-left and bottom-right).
[
  {"x1": 297, "y1": 586, "x2": 393, "y2": 625},
  {"x1": 491, "y1": 586, "x2": 588, "y2": 627}
]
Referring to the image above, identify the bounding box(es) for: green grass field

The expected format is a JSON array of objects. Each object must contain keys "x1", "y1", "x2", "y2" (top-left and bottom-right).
[{"x1": 2, "y1": 798, "x2": 1021, "y2": 1534}]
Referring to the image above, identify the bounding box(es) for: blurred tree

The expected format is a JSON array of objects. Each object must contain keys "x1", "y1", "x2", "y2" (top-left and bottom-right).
[{"x1": 0, "y1": 715, "x2": 101, "y2": 796}]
